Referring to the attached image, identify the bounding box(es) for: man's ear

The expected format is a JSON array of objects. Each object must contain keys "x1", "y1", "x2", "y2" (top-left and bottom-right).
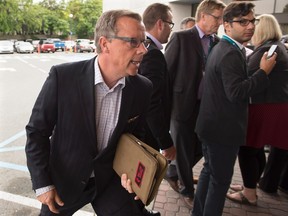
[
  {"x1": 157, "y1": 19, "x2": 164, "y2": 31},
  {"x1": 223, "y1": 22, "x2": 231, "y2": 33},
  {"x1": 99, "y1": 37, "x2": 110, "y2": 53}
]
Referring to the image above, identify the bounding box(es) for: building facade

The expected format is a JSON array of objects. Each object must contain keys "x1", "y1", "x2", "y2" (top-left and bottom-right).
[{"x1": 103, "y1": 0, "x2": 288, "y2": 34}]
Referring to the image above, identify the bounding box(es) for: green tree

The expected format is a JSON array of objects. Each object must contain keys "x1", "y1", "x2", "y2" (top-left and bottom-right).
[
  {"x1": 67, "y1": 0, "x2": 102, "y2": 39},
  {"x1": 0, "y1": 0, "x2": 22, "y2": 34},
  {"x1": 0, "y1": 0, "x2": 102, "y2": 38}
]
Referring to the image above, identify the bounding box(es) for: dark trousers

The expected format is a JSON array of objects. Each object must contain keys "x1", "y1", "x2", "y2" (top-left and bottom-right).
[
  {"x1": 40, "y1": 176, "x2": 143, "y2": 216},
  {"x1": 170, "y1": 117, "x2": 202, "y2": 197},
  {"x1": 259, "y1": 146, "x2": 288, "y2": 193},
  {"x1": 192, "y1": 141, "x2": 239, "y2": 216},
  {"x1": 238, "y1": 146, "x2": 266, "y2": 188},
  {"x1": 279, "y1": 160, "x2": 288, "y2": 190}
]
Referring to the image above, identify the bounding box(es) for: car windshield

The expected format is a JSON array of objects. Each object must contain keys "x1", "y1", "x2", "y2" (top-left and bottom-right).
[
  {"x1": 22, "y1": 42, "x2": 32, "y2": 46},
  {"x1": 0, "y1": 41, "x2": 13, "y2": 45}
]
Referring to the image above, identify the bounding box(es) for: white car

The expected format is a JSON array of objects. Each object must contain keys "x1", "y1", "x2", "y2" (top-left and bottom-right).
[
  {"x1": 64, "y1": 40, "x2": 75, "y2": 51},
  {"x1": 89, "y1": 40, "x2": 96, "y2": 52},
  {"x1": 16, "y1": 42, "x2": 34, "y2": 53},
  {"x1": 0, "y1": 40, "x2": 14, "y2": 54}
]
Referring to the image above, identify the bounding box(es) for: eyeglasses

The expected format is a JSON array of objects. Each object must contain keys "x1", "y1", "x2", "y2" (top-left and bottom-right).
[
  {"x1": 206, "y1": 13, "x2": 223, "y2": 21},
  {"x1": 109, "y1": 36, "x2": 151, "y2": 48},
  {"x1": 162, "y1": 20, "x2": 175, "y2": 29},
  {"x1": 229, "y1": 18, "x2": 257, "y2": 26}
]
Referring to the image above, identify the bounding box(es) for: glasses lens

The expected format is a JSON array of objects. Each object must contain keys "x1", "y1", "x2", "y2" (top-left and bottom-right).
[
  {"x1": 130, "y1": 38, "x2": 139, "y2": 48},
  {"x1": 240, "y1": 19, "x2": 256, "y2": 26},
  {"x1": 143, "y1": 39, "x2": 150, "y2": 48}
]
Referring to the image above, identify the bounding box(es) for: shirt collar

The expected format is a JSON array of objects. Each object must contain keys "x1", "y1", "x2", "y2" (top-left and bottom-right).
[
  {"x1": 146, "y1": 32, "x2": 163, "y2": 50},
  {"x1": 94, "y1": 56, "x2": 125, "y2": 89},
  {"x1": 195, "y1": 24, "x2": 215, "y2": 40},
  {"x1": 223, "y1": 34, "x2": 244, "y2": 50}
]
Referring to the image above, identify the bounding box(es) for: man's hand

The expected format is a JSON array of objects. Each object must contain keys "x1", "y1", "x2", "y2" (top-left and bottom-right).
[
  {"x1": 37, "y1": 189, "x2": 64, "y2": 214},
  {"x1": 121, "y1": 174, "x2": 139, "y2": 200},
  {"x1": 162, "y1": 146, "x2": 176, "y2": 160},
  {"x1": 260, "y1": 51, "x2": 277, "y2": 75}
]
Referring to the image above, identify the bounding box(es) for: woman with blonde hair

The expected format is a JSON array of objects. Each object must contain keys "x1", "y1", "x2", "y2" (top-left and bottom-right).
[{"x1": 227, "y1": 14, "x2": 288, "y2": 205}]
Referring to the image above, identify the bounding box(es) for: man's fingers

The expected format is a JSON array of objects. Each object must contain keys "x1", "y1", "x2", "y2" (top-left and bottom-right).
[
  {"x1": 126, "y1": 179, "x2": 133, "y2": 193},
  {"x1": 121, "y1": 173, "x2": 134, "y2": 193},
  {"x1": 47, "y1": 201, "x2": 60, "y2": 214},
  {"x1": 55, "y1": 192, "x2": 64, "y2": 206},
  {"x1": 121, "y1": 173, "x2": 128, "y2": 189},
  {"x1": 37, "y1": 189, "x2": 62, "y2": 214}
]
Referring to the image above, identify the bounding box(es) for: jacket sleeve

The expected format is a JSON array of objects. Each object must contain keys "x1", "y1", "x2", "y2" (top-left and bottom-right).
[
  {"x1": 220, "y1": 49, "x2": 270, "y2": 102},
  {"x1": 139, "y1": 49, "x2": 173, "y2": 150},
  {"x1": 25, "y1": 67, "x2": 58, "y2": 190}
]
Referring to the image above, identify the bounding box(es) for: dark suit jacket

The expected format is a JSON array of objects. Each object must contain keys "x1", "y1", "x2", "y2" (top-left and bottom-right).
[
  {"x1": 248, "y1": 40, "x2": 288, "y2": 104},
  {"x1": 195, "y1": 39, "x2": 270, "y2": 146},
  {"x1": 138, "y1": 39, "x2": 173, "y2": 150},
  {"x1": 164, "y1": 26, "x2": 218, "y2": 122},
  {"x1": 25, "y1": 57, "x2": 152, "y2": 205}
]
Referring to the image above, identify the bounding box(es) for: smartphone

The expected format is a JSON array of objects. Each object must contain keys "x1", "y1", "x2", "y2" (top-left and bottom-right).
[{"x1": 267, "y1": 45, "x2": 277, "y2": 59}]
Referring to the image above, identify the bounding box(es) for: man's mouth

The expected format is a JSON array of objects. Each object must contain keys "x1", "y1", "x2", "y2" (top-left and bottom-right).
[{"x1": 131, "y1": 60, "x2": 141, "y2": 66}]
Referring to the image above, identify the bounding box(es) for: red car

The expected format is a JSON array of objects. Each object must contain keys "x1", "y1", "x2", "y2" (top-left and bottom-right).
[{"x1": 39, "y1": 40, "x2": 55, "y2": 53}]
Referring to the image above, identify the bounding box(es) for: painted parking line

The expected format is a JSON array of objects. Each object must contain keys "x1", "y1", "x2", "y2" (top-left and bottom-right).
[
  {"x1": 0, "y1": 130, "x2": 26, "y2": 148},
  {"x1": 0, "y1": 161, "x2": 28, "y2": 172},
  {"x1": 0, "y1": 191, "x2": 95, "y2": 216},
  {"x1": 0, "y1": 146, "x2": 25, "y2": 153}
]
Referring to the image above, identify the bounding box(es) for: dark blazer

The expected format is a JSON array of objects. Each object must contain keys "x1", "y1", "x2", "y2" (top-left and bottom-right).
[
  {"x1": 164, "y1": 26, "x2": 218, "y2": 122},
  {"x1": 138, "y1": 39, "x2": 173, "y2": 150},
  {"x1": 195, "y1": 39, "x2": 270, "y2": 146},
  {"x1": 25, "y1": 57, "x2": 152, "y2": 205},
  {"x1": 164, "y1": 26, "x2": 204, "y2": 121},
  {"x1": 248, "y1": 40, "x2": 288, "y2": 103}
]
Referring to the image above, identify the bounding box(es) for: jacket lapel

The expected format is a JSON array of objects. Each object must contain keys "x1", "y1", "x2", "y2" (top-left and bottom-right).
[{"x1": 77, "y1": 57, "x2": 98, "y2": 155}]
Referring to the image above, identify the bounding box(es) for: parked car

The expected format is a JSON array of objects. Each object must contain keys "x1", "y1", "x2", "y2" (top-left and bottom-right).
[
  {"x1": 32, "y1": 40, "x2": 40, "y2": 52},
  {"x1": 39, "y1": 40, "x2": 55, "y2": 53},
  {"x1": 74, "y1": 39, "x2": 92, "y2": 53},
  {"x1": 89, "y1": 40, "x2": 96, "y2": 52},
  {"x1": 0, "y1": 40, "x2": 14, "y2": 54},
  {"x1": 64, "y1": 40, "x2": 75, "y2": 51},
  {"x1": 47, "y1": 38, "x2": 65, "y2": 51},
  {"x1": 15, "y1": 41, "x2": 34, "y2": 53}
]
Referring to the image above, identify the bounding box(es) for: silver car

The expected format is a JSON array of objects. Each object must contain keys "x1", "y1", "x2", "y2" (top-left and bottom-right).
[
  {"x1": 0, "y1": 40, "x2": 14, "y2": 54},
  {"x1": 16, "y1": 42, "x2": 34, "y2": 53}
]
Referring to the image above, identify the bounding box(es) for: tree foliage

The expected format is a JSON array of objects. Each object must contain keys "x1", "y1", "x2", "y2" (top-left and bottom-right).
[{"x1": 0, "y1": 0, "x2": 102, "y2": 39}]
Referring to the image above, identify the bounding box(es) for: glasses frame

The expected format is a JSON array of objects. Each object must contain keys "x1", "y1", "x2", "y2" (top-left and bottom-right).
[
  {"x1": 162, "y1": 20, "x2": 175, "y2": 29},
  {"x1": 229, "y1": 18, "x2": 257, "y2": 27},
  {"x1": 206, "y1": 13, "x2": 223, "y2": 21},
  {"x1": 108, "y1": 36, "x2": 151, "y2": 48}
]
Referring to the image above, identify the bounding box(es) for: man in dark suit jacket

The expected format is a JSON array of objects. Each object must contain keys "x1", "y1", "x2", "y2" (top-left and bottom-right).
[
  {"x1": 25, "y1": 10, "x2": 156, "y2": 216},
  {"x1": 164, "y1": 0, "x2": 226, "y2": 209},
  {"x1": 193, "y1": 2, "x2": 276, "y2": 215},
  {"x1": 139, "y1": 3, "x2": 176, "y2": 161}
]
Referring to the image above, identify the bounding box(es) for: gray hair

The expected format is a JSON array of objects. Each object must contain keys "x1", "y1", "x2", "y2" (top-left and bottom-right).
[
  {"x1": 94, "y1": 10, "x2": 142, "y2": 53},
  {"x1": 180, "y1": 17, "x2": 195, "y2": 29}
]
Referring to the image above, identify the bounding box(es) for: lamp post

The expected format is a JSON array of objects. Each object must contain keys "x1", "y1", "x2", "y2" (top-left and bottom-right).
[
  {"x1": 69, "y1": 14, "x2": 74, "y2": 52},
  {"x1": 69, "y1": 14, "x2": 74, "y2": 40}
]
